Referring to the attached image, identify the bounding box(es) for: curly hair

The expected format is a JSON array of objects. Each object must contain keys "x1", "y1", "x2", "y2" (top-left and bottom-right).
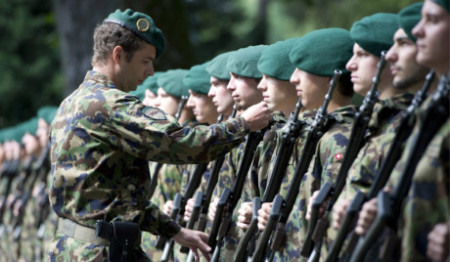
[{"x1": 91, "y1": 22, "x2": 146, "y2": 66}]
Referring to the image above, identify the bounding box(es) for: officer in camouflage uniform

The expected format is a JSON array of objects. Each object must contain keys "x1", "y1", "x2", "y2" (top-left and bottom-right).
[
  {"x1": 356, "y1": 1, "x2": 449, "y2": 261},
  {"x1": 250, "y1": 28, "x2": 355, "y2": 261},
  {"x1": 48, "y1": 9, "x2": 270, "y2": 262}
]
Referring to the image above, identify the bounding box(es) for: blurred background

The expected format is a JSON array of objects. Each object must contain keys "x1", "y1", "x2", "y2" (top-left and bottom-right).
[{"x1": 0, "y1": 0, "x2": 417, "y2": 127}]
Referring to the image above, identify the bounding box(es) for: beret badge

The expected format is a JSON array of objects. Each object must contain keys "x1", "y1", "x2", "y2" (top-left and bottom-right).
[{"x1": 137, "y1": 18, "x2": 150, "y2": 32}]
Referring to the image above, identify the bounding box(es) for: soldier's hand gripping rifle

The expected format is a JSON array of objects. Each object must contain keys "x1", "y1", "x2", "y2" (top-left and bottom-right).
[
  {"x1": 208, "y1": 126, "x2": 268, "y2": 262},
  {"x1": 301, "y1": 52, "x2": 387, "y2": 262},
  {"x1": 325, "y1": 70, "x2": 435, "y2": 262},
  {"x1": 234, "y1": 98, "x2": 304, "y2": 262},
  {"x1": 252, "y1": 70, "x2": 342, "y2": 262},
  {"x1": 148, "y1": 95, "x2": 189, "y2": 199},
  {"x1": 160, "y1": 162, "x2": 208, "y2": 261},
  {"x1": 186, "y1": 106, "x2": 238, "y2": 262},
  {"x1": 349, "y1": 74, "x2": 449, "y2": 262}
]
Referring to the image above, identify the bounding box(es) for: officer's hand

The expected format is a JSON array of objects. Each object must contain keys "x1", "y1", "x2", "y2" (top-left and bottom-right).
[
  {"x1": 241, "y1": 102, "x2": 272, "y2": 131},
  {"x1": 173, "y1": 227, "x2": 211, "y2": 262},
  {"x1": 427, "y1": 222, "x2": 450, "y2": 262},
  {"x1": 306, "y1": 190, "x2": 326, "y2": 221},
  {"x1": 332, "y1": 199, "x2": 350, "y2": 229},
  {"x1": 257, "y1": 202, "x2": 272, "y2": 231},
  {"x1": 355, "y1": 197, "x2": 377, "y2": 235},
  {"x1": 237, "y1": 202, "x2": 253, "y2": 230},
  {"x1": 208, "y1": 198, "x2": 219, "y2": 222},
  {"x1": 184, "y1": 198, "x2": 194, "y2": 222},
  {"x1": 163, "y1": 200, "x2": 174, "y2": 216}
]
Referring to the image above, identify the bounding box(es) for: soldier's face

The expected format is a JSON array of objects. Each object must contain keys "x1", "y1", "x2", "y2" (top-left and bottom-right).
[
  {"x1": 22, "y1": 133, "x2": 40, "y2": 156},
  {"x1": 258, "y1": 74, "x2": 297, "y2": 113},
  {"x1": 386, "y1": 29, "x2": 429, "y2": 90},
  {"x1": 187, "y1": 90, "x2": 219, "y2": 124},
  {"x1": 143, "y1": 89, "x2": 157, "y2": 107},
  {"x1": 154, "y1": 88, "x2": 180, "y2": 116},
  {"x1": 346, "y1": 43, "x2": 380, "y2": 96},
  {"x1": 413, "y1": 0, "x2": 449, "y2": 75},
  {"x1": 290, "y1": 68, "x2": 329, "y2": 110},
  {"x1": 208, "y1": 76, "x2": 234, "y2": 115},
  {"x1": 116, "y1": 43, "x2": 156, "y2": 92},
  {"x1": 36, "y1": 118, "x2": 49, "y2": 147},
  {"x1": 227, "y1": 73, "x2": 263, "y2": 110}
]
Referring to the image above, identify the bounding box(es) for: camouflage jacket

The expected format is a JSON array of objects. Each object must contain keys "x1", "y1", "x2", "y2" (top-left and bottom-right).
[
  {"x1": 387, "y1": 93, "x2": 450, "y2": 262},
  {"x1": 49, "y1": 70, "x2": 249, "y2": 237},
  {"x1": 276, "y1": 105, "x2": 356, "y2": 261}
]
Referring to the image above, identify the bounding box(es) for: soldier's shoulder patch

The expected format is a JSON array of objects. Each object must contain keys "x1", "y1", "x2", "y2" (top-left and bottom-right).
[{"x1": 141, "y1": 107, "x2": 167, "y2": 120}]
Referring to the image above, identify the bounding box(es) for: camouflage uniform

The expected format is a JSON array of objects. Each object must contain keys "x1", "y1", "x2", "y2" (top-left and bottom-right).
[
  {"x1": 48, "y1": 70, "x2": 249, "y2": 261},
  {"x1": 386, "y1": 94, "x2": 450, "y2": 262},
  {"x1": 321, "y1": 93, "x2": 414, "y2": 260},
  {"x1": 275, "y1": 105, "x2": 355, "y2": 261}
]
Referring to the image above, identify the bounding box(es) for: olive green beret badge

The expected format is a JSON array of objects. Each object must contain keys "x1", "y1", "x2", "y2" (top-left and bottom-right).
[
  {"x1": 137, "y1": 18, "x2": 150, "y2": 32},
  {"x1": 142, "y1": 107, "x2": 166, "y2": 120}
]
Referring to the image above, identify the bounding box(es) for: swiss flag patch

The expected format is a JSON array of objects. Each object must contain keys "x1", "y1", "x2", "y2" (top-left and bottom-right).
[{"x1": 335, "y1": 153, "x2": 343, "y2": 160}]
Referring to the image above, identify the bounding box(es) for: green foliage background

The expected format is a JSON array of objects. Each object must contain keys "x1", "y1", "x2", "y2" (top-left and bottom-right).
[{"x1": 0, "y1": 0, "x2": 417, "y2": 128}]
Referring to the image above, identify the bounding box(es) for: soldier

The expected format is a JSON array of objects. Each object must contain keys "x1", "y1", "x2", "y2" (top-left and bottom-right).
[
  {"x1": 48, "y1": 9, "x2": 270, "y2": 262},
  {"x1": 356, "y1": 1, "x2": 449, "y2": 261},
  {"x1": 249, "y1": 28, "x2": 355, "y2": 261},
  {"x1": 207, "y1": 45, "x2": 266, "y2": 261}
]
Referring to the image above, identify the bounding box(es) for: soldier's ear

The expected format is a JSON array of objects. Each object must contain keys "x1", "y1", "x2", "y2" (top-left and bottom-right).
[{"x1": 111, "y1": 46, "x2": 125, "y2": 65}]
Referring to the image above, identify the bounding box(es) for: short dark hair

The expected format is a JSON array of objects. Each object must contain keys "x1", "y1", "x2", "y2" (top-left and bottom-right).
[{"x1": 92, "y1": 22, "x2": 146, "y2": 65}]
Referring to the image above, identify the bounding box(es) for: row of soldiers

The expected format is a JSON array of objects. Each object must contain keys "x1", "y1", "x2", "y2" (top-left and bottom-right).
[
  {"x1": 128, "y1": 1, "x2": 448, "y2": 261},
  {"x1": 0, "y1": 106, "x2": 58, "y2": 261},
  {"x1": 0, "y1": 0, "x2": 448, "y2": 261}
]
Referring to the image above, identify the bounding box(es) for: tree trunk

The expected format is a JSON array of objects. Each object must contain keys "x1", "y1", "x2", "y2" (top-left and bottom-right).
[{"x1": 52, "y1": 0, "x2": 120, "y2": 95}]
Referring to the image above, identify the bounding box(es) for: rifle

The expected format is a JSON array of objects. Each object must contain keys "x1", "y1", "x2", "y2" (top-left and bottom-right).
[
  {"x1": 325, "y1": 70, "x2": 435, "y2": 262},
  {"x1": 349, "y1": 74, "x2": 449, "y2": 262},
  {"x1": 159, "y1": 162, "x2": 208, "y2": 261},
  {"x1": 186, "y1": 107, "x2": 238, "y2": 262},
  {"x1": 234, "y1": 98, "x2": 304, "y2": 261},
  {"x1": 0, "y1": 159, "x2": 20, "y2": 237},
  {"x1": 253, "y1": 70, "x2": 342, "y2": 261},
  {"x1": 148, "y1": 95, "x2": 189, "y2": 199},
  {"x1": 208, "y1": 127, "x2": 267, "y2": 262},
  {"x1": 13, "y1": 144, "x2": 51, "y2": 240},
  {"x1": 301, "y1": 51, "x2": 387, "y2": 262}
]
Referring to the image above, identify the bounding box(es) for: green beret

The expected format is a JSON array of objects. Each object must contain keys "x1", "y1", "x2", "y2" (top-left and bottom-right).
[
  {"x1": 398, "y1": 3, "x2": 423, "y2": 42},
  {"x1": 227, "y1": 45, "x2": 267, "y2": 78},
  {"x1": 37, "y1": 106, "x2": 58, "y2": 125},
  {"x1": 206, "y1": 51, "x2": 235, "y2": 80},
  {"x1": 289, "y1": 28, "x2": 354, "y2": 76},
  {"x1": 258, "y1": 38, "x2": 297, "y2": 81},
  {"x1": 130, "y1": 72, "x2": 161, "y2": 100},
  {"x1": 157, "y1": 69, "x2": 190, "y2": 98},
  {"x1": 104, "y1": 9, "x2": 166, "y2": 59},
  {"x1": 184, "y1": 63, "x2": 211, "y2": 95},
  {"x1": 431, "y1": 0, "x2": 449, "y2": 12},
  {"x1": 350, "y1": 13, "x2": 398, "y2": 57},
  {"x1": 0, "y1": 118, "x2": 39, "y2": 143}
]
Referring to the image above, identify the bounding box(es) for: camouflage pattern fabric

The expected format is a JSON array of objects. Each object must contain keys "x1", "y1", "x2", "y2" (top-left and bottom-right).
[
  {"x1": 49, "y1": 70, "x2": 249, "y2": 260},
  {"x1": 275, "y1": 105, "x2": 355, "y2": 261},
  {"x1": 385, "y1": 94, "x2": 450, "y2": 262}
]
